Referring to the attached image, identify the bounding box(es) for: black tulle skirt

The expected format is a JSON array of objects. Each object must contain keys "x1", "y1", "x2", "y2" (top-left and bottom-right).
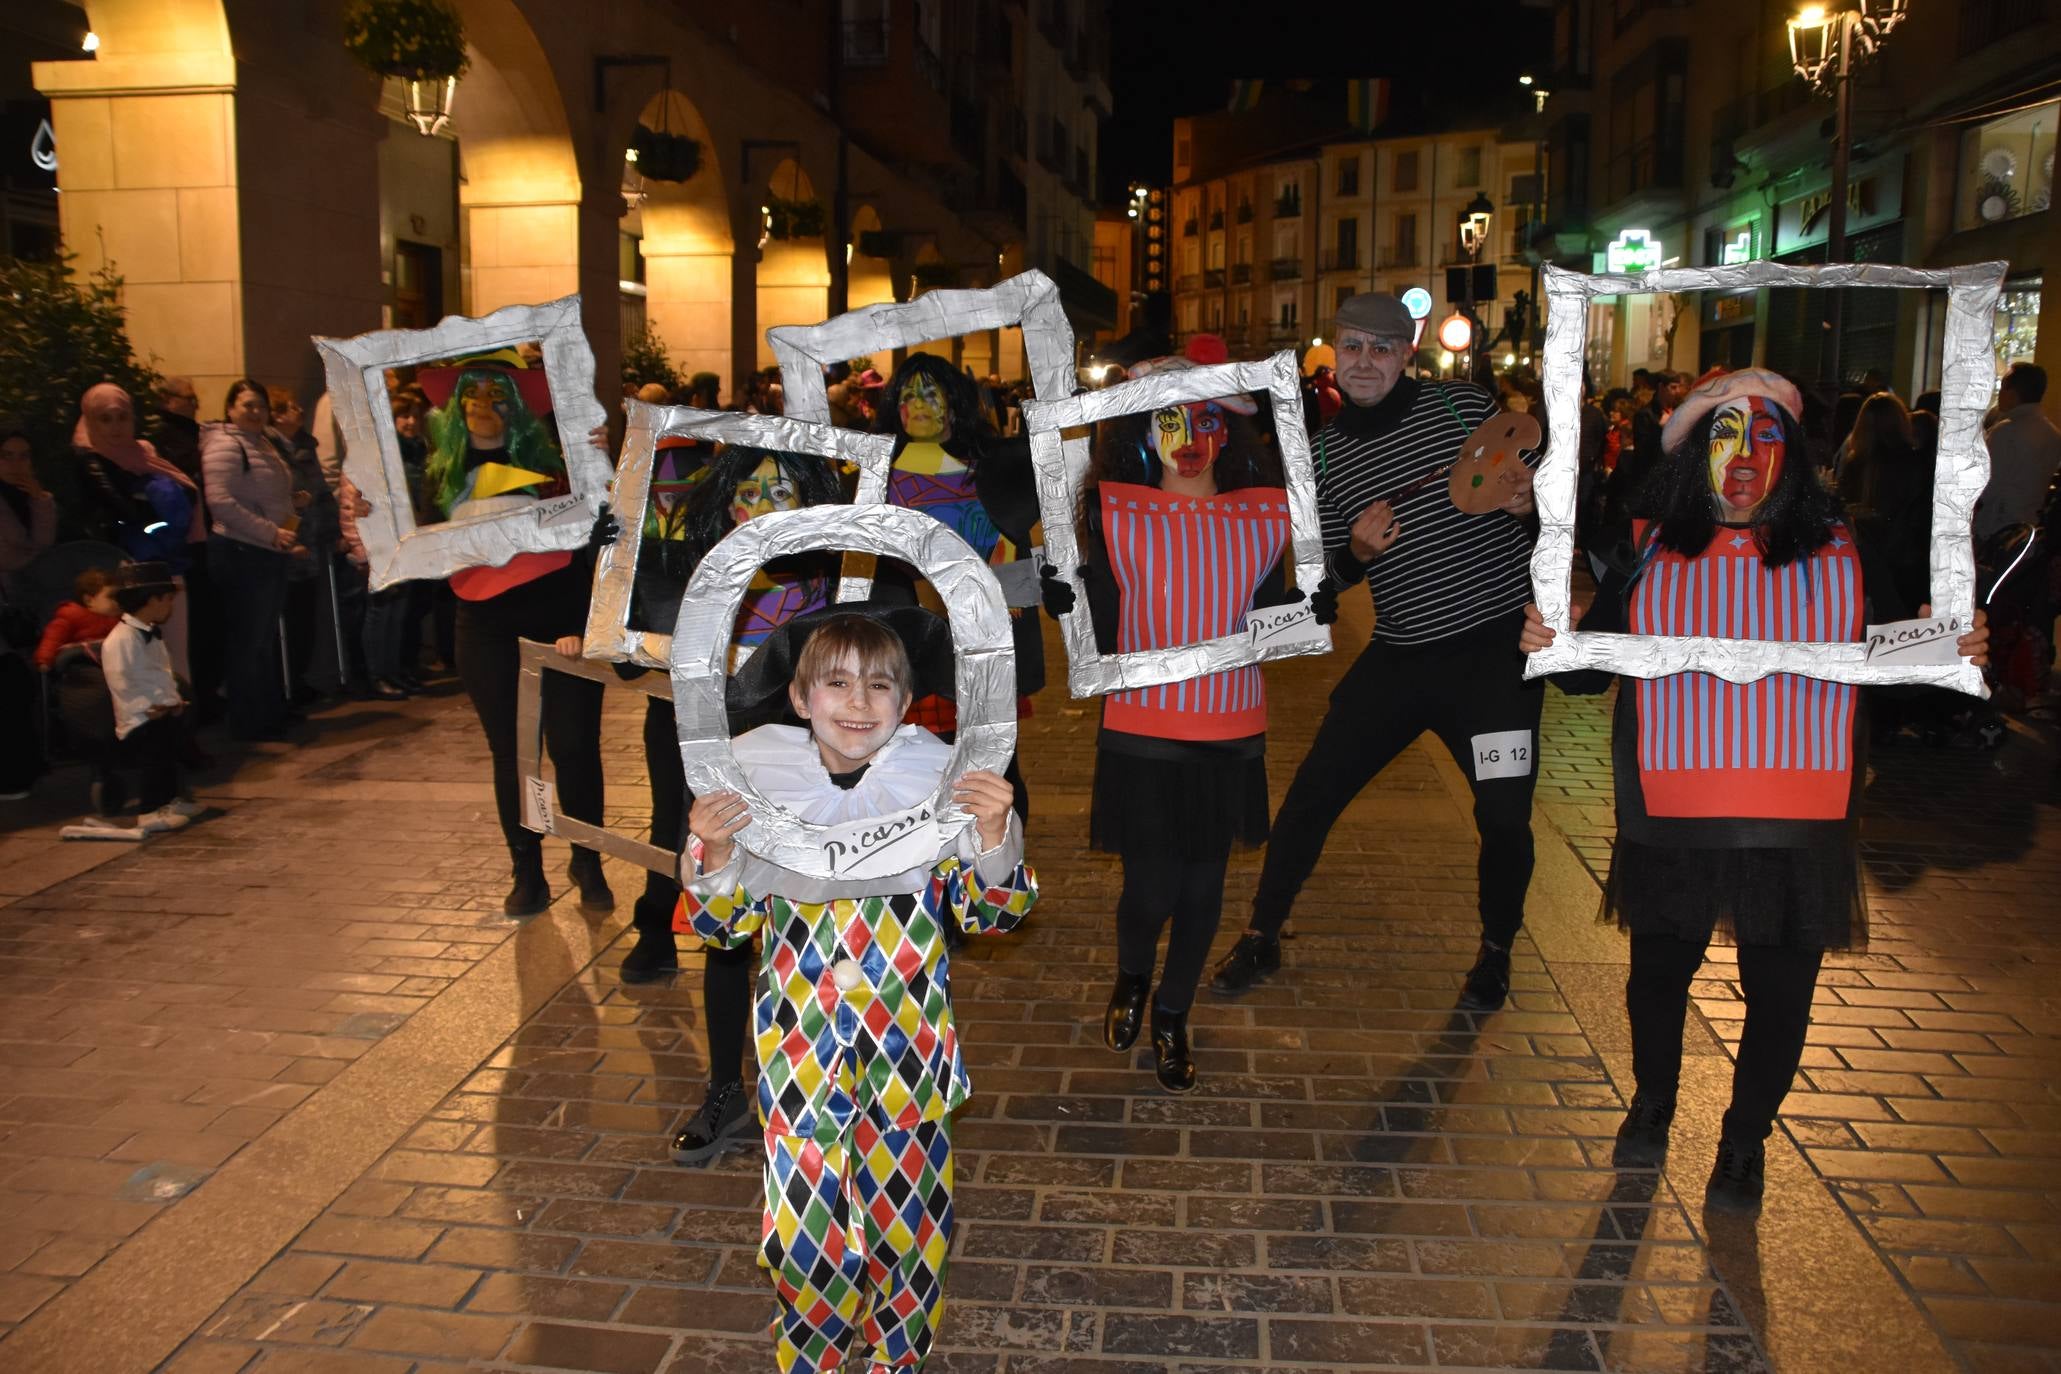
[
  {"x1": 1090, "y1": 730, "x2": 1270, "y2": 862},
  {"x1": 1602, "y1": 837, "x2": 1866, "y2": 951}
]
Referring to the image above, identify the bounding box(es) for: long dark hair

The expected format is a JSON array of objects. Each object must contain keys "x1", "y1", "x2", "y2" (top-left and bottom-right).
[
  {"x1": 874, "y1": 354, "x2": 992, "y2": 452},
  {"x1": 679, "y1": 444, "x2": 845, "y2": 566},
  {"x1": 1636, "y1": 401, "x2": 1842, "y2": 569},
  {"x1": 1077, "y1": 400, "x2": 1280, "y2": 545}
]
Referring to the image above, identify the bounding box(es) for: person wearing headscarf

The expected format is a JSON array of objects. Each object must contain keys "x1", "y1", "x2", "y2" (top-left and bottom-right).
[
  {"x1": 70, "y1": 383, "x2": 207, "y2": 681},
  {"x1": 1521, "y1": 368, "x2": 1989, "y2": 1213}
]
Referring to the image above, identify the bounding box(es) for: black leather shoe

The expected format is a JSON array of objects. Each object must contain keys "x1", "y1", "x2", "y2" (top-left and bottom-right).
[
  {"x1": 567, "y1": 849, "x2": 615, "y2": 913},
  {"x1": 1208, "y1": 932, "x2": 1282, "y2": 996},
  {"x1": 1706, "y1": 1137, "x2": 1766, "y2": 1213},
  {"x1": 1102, "y1": 970, "x2": 1151, "y2": 1052},
  {"x1": 1459, "y1": 938, "x2": 1512, "y2": 1010},
  {"x1": 1612, "y1": 1093, "x2": 1677, "y2": 1168},
  {"x1": 621, "y1": 893, "x2": 680, "y2": 985},
  {"x1": 504, "y1": 847, "x2": 550, "y2": 918},
  {"x1": 370, "y1": 679, "x2": 409, "y2": 701},
  {"x1": 672, "y1": 1080, "x2": 752, "y2": 1164},
  {"x1": 1150, "y1": 1001, "x2": 1197, "y2": 1094}
]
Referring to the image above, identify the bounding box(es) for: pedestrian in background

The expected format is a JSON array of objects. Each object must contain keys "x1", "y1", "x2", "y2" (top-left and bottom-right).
[
  {"x1": 203, "y1": 379, "x2": 301, "y2": 741},
  {"x1": 1979, "y1": 362, "x2": 2061, "y2": 539}
]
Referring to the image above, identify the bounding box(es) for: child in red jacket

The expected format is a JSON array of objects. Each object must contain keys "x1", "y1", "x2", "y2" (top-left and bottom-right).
[{"x1": 36, "y1": 568, "x2": 121, "y2": 669}]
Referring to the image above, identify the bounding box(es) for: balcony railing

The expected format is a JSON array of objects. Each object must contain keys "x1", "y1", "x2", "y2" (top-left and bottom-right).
[
  {"x1": 1320, "y1": 249, "x2": 1359, "y2": 271},
  {"x1": 1235, "y1": 203, "x2": 1253, "y2": 224},
  {"x1": 1377, "y1": 248, "x2": 1420, "y2": 269},
  {"x1": 1204, "y1": 268, "x2": 1226, "y2": 288},
  {"x1": 1269, "y1": 256, "x2": 1301, "y2": 279},
  {"x1": 1602, "y1": 136, "x2": 1683, "y2": 205},
  {"x1": 1230, "y1": 262, "x2": 1251, "y2": 284},
  {"x1": 1182, "y1": 218, "x2": 1199, "y2": 237},
  {"x1": 1209, "y1": 210, "x2": 1225, "y2": 231},
  {"x1": 840, "y1": 20, "x2": 888, "y2": 66},
  {"x1": 1274, "y1": 192, "x2": 1302, "y2": 218},
  {"x1": 1176, "y1": 273, "x2": 1203, "y2": 291}
]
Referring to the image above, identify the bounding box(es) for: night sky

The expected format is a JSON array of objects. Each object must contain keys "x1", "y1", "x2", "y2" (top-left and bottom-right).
[{"x1": 1103, "y1": 1, "x2": 1556, "y2": 191}]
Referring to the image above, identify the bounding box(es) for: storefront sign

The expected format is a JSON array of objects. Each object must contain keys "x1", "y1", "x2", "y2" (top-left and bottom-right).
[
  {"x1": 1604, "y1": 229, "x2": 1662, "y2": 274},
  {"x1": 1776, "y1": 158, "x2": 1904, "y2": 256}
]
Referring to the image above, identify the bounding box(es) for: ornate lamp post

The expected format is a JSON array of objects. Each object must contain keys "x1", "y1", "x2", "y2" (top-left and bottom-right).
[
  {"x1": 1457, "y1": 192, "x2": 1494, "y2": 381},
  {"x1": 1787, "y1": 0, "x2": 1907, "y2": 386}
]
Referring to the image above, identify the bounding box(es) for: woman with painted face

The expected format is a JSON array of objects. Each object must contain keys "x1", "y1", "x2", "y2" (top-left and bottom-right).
[
  {"x1": 1051, "y1": 338, "x2": 1294, "y2": 1092},
  {"x1": 873, "y1": 354, "x2": 1043, "y2": 816},
  {"x1": 1520, "y1": 369, "x2": 1989, "y2": 1213}
]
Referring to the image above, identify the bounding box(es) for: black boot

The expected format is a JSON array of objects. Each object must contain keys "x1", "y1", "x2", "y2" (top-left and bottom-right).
[
  {"x1": 672, "y1": 1079, "x2": 752, "y2": 1165},
  {"x1": 567, "y1": 848, "x2": 615, "y2": 914},
  {"x1": 1612, "y1": 1093, "x2": 1677, "y2": 1168},
  {"x1": 1706, "y1": 1136, "x2": 1767, "y2": 1213},
  {"x1": 1150, "y1": 1000, "x2": 1197, "y2": 1094},
  {"x1": 1102, "y1": 970, "x2": 1151, "y2": 1052},
  {"x1": 504, "y1": 845, "x2": 550, "y2": 918},
  {"x1": 1208, "y1": 931, "x2": 1281, "y2": 996},
  {"x1": 621, "y1": 888, "x2": 681, "y2": 985},
  {"x1": 1459, "y1": 937, "x2": 1512, "y2": 1011}
]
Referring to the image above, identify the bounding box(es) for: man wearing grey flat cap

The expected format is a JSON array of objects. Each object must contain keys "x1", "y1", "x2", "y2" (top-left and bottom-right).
[{"x1": 1212, "y1": 290, "x2": 1544, "y2": 1011}]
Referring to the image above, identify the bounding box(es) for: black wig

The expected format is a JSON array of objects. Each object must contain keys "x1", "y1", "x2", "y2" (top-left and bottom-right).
[
  {"x1": 1635, "y1": 401, "x2": 1843, "y2": 569},
  {"x1": 679, "y1": 444, "x2": 846, "y2": 567},
  {"x1": 875, "y1": 354, "x2": 993, "y2": 452}
]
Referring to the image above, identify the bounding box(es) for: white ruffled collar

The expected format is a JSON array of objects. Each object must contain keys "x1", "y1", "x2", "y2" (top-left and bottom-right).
[{"x1": 731, "y1": 723, "x2": 951, "y2": 826}]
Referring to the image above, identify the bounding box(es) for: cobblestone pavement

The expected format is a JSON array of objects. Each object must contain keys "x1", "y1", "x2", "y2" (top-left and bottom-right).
[{"x1": 0, "y1": 599, "x2": 2052, "y2": 1373}]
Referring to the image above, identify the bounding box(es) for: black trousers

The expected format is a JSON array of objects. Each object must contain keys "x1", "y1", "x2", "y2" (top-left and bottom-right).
[
  {"x1": 209, "y1": 536, "x2": 291, "y2": 738},
  {"x1": 452, "y1": 567, "x2": 605, "y2": 857},
  {"x1": 116, "y1": 715, "x2": 183, "y2": 812},
  {"x1": 1117, "y1": 849, "x2": 1230, "y2": 1014},
  {"x1": 1251, "y1": 612, "x2": 1544, "y2": 945},
  {"x1": 1627, "y1": 932, "x2": 1824, "y2": 1144}
]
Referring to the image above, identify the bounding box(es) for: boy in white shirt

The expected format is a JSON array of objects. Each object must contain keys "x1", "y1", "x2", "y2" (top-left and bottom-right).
[{"x1": 92, "y1": 562, "x2": 195, "y2": 834}]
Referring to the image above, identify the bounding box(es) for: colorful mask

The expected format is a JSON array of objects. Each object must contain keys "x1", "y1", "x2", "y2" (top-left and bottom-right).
[
  {"x1": 1706, "y1": 397, "x2": 1785, "y2": 518},
  {"x1": 458, "y1": 375, "x2": 514, "y2": 445},
  {"x1": 1150, "y1": 401, "x2": 1229, "y2": 479},
  {"x1": 898, "y1": 372, "x2": 949, "y2": 442},
  {"x1": 730, "y1": 456, "x2": 800, "y2": 526}
]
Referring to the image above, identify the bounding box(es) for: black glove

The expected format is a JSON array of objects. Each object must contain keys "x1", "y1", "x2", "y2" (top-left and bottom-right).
[
  {"x1": 1039, "y1": 563, "x2": 1076, "y2": 618},
  {"x1": 588, "y1": 502, "x2": 621, "y2": 551},
  {"x1": 1309, "y1": 578, "x2": 1340, "y2": 626}
]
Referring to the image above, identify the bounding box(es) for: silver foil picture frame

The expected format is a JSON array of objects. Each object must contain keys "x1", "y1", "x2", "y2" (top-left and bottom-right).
[
  {"x1": 515, "y1": 639, "x2": 677, "y2": 876},
  {"x1": 671, "y1": 504, "x2": 1016, "y2": 884},
  {"x1": 1023, "y1": 348, "x2": 1332, "y2": 698},
  {"x1": 315, "y1": 295, "x2": 612, "y2": 591},
  {"x1": 768, "y1": 268, "x2": 1087, "y2": 600},
  {"x1": 1525, "y1": 260, "x2": 2003, "y2": 696},
  {"x1": 585, "y1": 400, "x2": 892, "y2": 669}
]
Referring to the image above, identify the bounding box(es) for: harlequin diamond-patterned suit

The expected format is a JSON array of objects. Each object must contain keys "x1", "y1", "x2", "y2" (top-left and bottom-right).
[{"x1": 680, "y1": 821, "x2": 1036, "y2": 1372}]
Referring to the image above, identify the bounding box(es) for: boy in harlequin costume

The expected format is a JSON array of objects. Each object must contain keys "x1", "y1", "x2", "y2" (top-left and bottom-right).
[
  {"x1": 1521, "y1": 368, "x2": 1990, "y2": 1213},
  {"x1": 872, "y1": 355, "x2": 1043, "y2": 814},
  {"x1": 678, "y1": 608, "x2": 1036, "y2": 1373}
]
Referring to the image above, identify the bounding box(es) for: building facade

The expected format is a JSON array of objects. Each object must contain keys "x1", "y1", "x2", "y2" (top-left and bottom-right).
[
  {"x1": 19, "y1": 0, "x2": 1110, "y2": 413},
  {"x1": 1168, "y1": 112, "x2": 1541, "y2": 376},
  {"x1": 1537, "y1": 0, "x2": 2061, "y2": 402}
]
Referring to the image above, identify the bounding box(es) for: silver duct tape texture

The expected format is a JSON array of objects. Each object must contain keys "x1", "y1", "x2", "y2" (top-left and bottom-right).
[
  {"x1": 514, "y1": 639, "x2": 679, "y2": 875},
  {"x1": 1025, "y1": 348, "x2": 1332, "y2": 698},
  {"x1": 314, "y1": 295, "x2": 612, "y2": 592},
  {"x1": 585, "y1": 400, "x2": 890, "y2": 670},
  {"x1": 768, "y1": 269, "x2": 1090, "y2": 601},
  {"x1": 670, "y1": 504, "x2": 1016, "y2": 887},
  {"x1": 1525, "y1": 260, "x2": 2003, "y2": 694}
]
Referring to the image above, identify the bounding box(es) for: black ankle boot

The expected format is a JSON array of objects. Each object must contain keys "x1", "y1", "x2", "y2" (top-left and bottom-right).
[
  {"x1": 1612, "y1": 1093, "x2": 1677, "y2": 1168},
  {"x1": 504, "y1": 846, "x2": 550, "y2": 918},
  {"x1": 1706, "y1": 1136, "x2": 1766, "y2": 1213},
  {"x1": 567, "y1": 848, "x2": 615, "y2": 913},
  {"x1": 1150, "y1": 1001, "x2": 1196, "y2": 1094},
  {"x1": 621, "y1": 890, "x2": 680, "y2": 985},
  {"x1": 1459, "y1": 937, "x2": 1512, "y2": 1010},
  {"x1": 1103, "y1": 970, "x2": 1151, "y2": 1052}
]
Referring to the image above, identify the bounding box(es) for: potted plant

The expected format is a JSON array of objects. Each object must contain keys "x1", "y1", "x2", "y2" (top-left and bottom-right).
[
  {"x1": 765, "y1": 196, "x2": 827, "y2": 241},
  {"x1": 342, "y1": 0, "x2": 470, "y2": 135}
]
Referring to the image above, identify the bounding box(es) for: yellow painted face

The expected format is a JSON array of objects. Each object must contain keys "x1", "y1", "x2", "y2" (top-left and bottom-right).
[
  {"x1": 1706, "y1": 398, "x2": 1786, "y2": 518},
  {"x1": 898, "y1": 372, "x2": 949, "y2": 441},
  {"x1": 458, "y1": 376, "x2": 514, "y2": 443},
  {"x1": 730, "y1": 456, "x2": 800, "y2": 526}
]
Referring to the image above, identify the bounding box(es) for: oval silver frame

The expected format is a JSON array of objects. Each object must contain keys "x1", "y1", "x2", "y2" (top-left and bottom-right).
[{"x1": 669, "y1": 504, "x2": 1017, "y2": 882}]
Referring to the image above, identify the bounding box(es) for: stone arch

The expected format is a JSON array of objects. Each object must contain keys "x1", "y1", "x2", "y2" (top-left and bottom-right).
[
  {"x1": 847, "y1": 203, "x2": 896, "y2": 313},
  {"x1": 754, "y1": 156, "x2": 829, "y2": 367},
  {"x1": 446, "y1": 0, "x2": 581, "y2": 315},
  {"x1": 629, "y1": 88, "x2": 732, "y2": 386}
]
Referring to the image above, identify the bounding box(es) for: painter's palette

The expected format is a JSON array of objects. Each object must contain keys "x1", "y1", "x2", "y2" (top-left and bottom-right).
[{"x1": 1449, "y1": 412, "x2": 1541, "y2": 514}]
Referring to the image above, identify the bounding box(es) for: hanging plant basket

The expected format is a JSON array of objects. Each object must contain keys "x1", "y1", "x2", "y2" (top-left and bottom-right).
[
  {"x1": 766, "y1": 196, "x2": 827, "y2": 241},
  {"x1": 343, "y1": 0, "x2": 470, "y2": 81},
  {"x1": 912, "y1": 263, "x2": 959, "y2": 290},
  {"x1": 629, "y1": 125, "x2": 702, "y2": 183}
]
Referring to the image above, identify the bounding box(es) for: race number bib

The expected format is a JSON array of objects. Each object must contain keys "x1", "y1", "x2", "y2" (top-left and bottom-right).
[{"x1": 1469, "y1": 730, "x2": 1534, "y2": 781}]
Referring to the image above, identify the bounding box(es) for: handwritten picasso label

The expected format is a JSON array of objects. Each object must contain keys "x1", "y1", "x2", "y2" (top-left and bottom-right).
[
  {"x1": 1864, "y1": 615, "x2": 1967, "y2": 666},
  {"x1": 520, "y1": 775, "x2": 559, "y2": 835},
  {"x1": 819, "y1": 804, "x2": 948, "y2": 876},
  {"x1": 534, "y1": 494, "x2": 588, "y2": 529},
  {"x1": 1246, "y1": 601, "x2": 1328, "y2": 650}
]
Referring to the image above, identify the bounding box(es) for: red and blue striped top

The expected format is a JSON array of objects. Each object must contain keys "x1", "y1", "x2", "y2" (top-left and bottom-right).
[
  {"x1": 1628, "y1": 523, "x2": 1861, "y2": 820},
  {"x1": 1100, "y1": 481, "x2": 1289, "y2": 742}
]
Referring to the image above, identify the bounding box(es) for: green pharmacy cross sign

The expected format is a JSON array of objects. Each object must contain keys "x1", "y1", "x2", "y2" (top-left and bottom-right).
[{"x1": 1603, "y1": 229, "x2": 1662, "y2": 274}]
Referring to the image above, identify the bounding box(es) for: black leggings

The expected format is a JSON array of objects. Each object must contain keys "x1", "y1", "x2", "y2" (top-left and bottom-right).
[
  {"x1": 1627, "y1": 932, "x2": 1824, "y2": 1144},
  {"x1": 452, "y1": 566, "x2": 604, "y2": 857},
  {"x1": 1252, "y1": 613, "x2": 1543, "y2": 946},
  {"x1": 1117, "y1": 849, "x2": 1230, "y2": 1015}
]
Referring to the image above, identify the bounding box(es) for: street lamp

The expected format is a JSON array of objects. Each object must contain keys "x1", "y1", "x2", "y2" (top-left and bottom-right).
[
  {"x1": 1455, "y1": 192, "x2": 1494, "y2": 382},
  {"x1": 1788, "y1": 0, "x2": 1903, "y2": 387}
]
